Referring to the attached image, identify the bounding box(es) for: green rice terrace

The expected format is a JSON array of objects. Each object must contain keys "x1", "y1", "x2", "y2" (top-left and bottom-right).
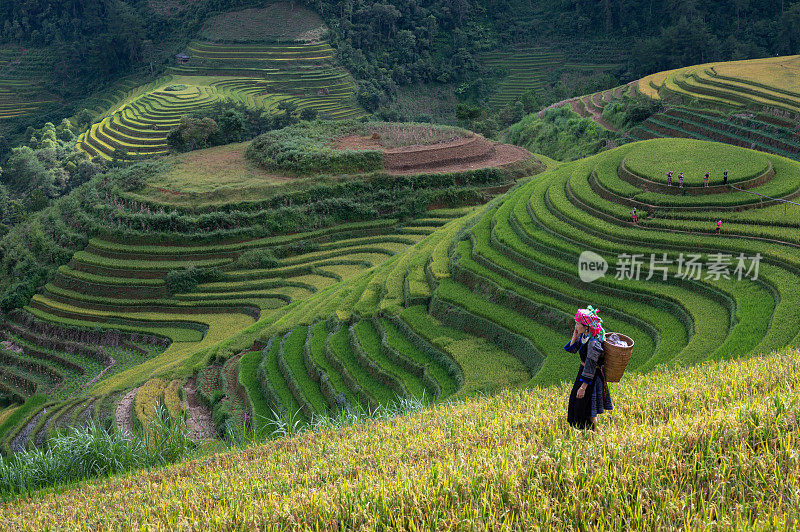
[
  {"x1": 0, "y1": 120, "x2": 541, "y2": 451},
  {"x1": 2, "y1": 132, "x2": 799, "y2": 457},
  {"x1": 75, "y1": 5, "x2": 363, "y2": 160},
  {"x1": 0, "y1": 46, "x2": 57, "y2": 120},
  {"x1": 625, "y1": 55, "x2": 800, "y2": 160},
  {"x1": 481, "y1": 48, "x2": 564, "y2": 108}
]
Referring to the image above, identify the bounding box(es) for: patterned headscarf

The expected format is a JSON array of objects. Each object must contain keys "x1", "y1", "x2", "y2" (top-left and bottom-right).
[{"x1": 575, "y1": 306, "x2": 606, "y2": 341}]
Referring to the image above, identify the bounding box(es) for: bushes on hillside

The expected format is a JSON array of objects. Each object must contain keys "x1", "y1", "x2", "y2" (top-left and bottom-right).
[
  {"x1": 167, "y1": 101, "x2": 316, "y2": 154},
  {"x1": 166, "y1": 117, "x2": 220, "y2": 152},
  {"x1": 164, "y1": 267, "x2": 222, "y2": 295},
  {"x1": 245, "y1": 121, "x2": 384, "y2": 176},
  {"x1": 602, "y1": 97, "x2": 664, "y2": 130},
  {"x1": 235, "y1": 249, "x2": 279, "y2": 270},
  {"x1": 505, "y1": 106, "x2": 616, "y2": 161}
]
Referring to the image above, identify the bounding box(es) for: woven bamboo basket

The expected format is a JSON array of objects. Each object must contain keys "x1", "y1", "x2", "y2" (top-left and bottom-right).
[{"x1": 602, "y1": 332, "x2": 634, "y2": 383}]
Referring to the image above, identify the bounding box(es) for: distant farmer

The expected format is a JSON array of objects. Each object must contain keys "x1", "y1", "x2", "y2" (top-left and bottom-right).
[
  {"x1": 565, "y1": 306, "x2": 612, "y2": 431},
  {"x1": 667, "y1": 170, "x2": 673, "y2": 186},
  {"x1": 704, "y1": 172, "x2": 710, "y2": 187},
  {"x1": 716, "y1": 219, "x2": 722, "y2": 234},
  {"x1": 631, "y1": 207, "x2": 638, "y2": 224},
  {"x1": 723, "y1": 170, "x2": 728, "y2": 185},
  {"x1": 678, "y1": 172, "x2": 684, "y2": 188}
]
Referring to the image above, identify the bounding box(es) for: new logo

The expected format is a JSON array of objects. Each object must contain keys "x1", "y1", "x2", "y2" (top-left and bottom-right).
[{"x1": 578, "y1": 251, "x2": 608, "y2": 283}]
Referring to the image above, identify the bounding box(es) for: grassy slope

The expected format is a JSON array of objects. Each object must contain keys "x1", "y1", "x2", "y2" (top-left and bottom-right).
[
  {"x1": 2, "y1": 349, "x2": 798, "y2": 528},
  {"x1": 139, "y1": 142, "x2": 295, "y2": 207}
]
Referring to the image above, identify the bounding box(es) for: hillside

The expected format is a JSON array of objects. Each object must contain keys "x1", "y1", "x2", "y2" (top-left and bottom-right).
[
  {"x1": 1, "y1": 349, "x2": 797, "y2": 527},
  {"x1": 0, "y1": 120, "x2": 541, "y2": 446},
  {"x1": 74, "y1": 5, "x2": 363, "y2": 161},
  {"x1": 3, "y1": 133, "x2": 800, "y2": 452},
  {"x1": 0, "y1": 46, "x2": 57, "y2": 121},
  {"x1": 3, "y1": 3, "x2": 800, "y2": 521},
  {"x1": 523, "y1": 54, "x2": 800, "y2": 166}
]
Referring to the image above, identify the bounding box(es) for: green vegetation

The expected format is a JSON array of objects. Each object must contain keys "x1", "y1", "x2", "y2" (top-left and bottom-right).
[
  {"x1": 623, "y1": 139, "x2": 770, "y2": 185},
  {"x1": 246, "y1": 121, "x2": 383, "y2": 175},
  {"x1": 505, "y1": 106, "x2": 614, "y2": 161},
  {"x1": 3, "y1": 349, "x2": 799, "y2": 527},
  {"x1": 6, "y1": 2, "x2": 800, "y2": 521},
  {"x1": 0, "y1": 403, "x2": 195, "y2": 499}
]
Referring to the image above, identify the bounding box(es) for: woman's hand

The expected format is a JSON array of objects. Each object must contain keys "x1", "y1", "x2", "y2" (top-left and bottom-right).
[
  {"x1": 572, "y1": 323, "x2": 581, "y2": 342},
  {"x1": 576, "y1": 383, "x2": 587, "y2": 399}
]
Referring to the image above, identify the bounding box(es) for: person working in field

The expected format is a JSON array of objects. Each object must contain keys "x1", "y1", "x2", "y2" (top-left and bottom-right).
[
  {"x1": 704, "y1": 172, "x2": 710, "y2": 187},
  {"x1": 723, "y1": 170, "x2": 728, "y2": 185},
  {"x1": 678, "y1": 172, "x2": 684, "y2": 188},
  {"x1": 667, "y1": 170, "x2": 673, "y2": 186},
  {"x1": 564, "y1": 307, "x2": 612, "y2": 431},
  {"x1": 631, "y1": 206, "x2": 638, "y2": 224},
  {"x1": 716, "y1": 219, "x2": 722, "y2": 234}
]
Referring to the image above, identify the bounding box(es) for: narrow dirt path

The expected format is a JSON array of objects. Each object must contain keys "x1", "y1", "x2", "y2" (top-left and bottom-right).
[
  {"x1": 82, "y1": 356, "x2": 116, "y2": 389},
  {"x1": 182, "y1": 377, "x2": 217, "y2": 441},
  {"x1": 116, "y1": 387, "x2": 140, "y2": 435},
  {"x1": 588, "y1": 105, "x2": 618, "y2": 132}
]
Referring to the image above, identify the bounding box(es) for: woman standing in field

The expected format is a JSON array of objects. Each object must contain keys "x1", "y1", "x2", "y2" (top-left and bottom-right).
[{"x1": 564, "y1": 306, "x2": 612, "y2": 430}]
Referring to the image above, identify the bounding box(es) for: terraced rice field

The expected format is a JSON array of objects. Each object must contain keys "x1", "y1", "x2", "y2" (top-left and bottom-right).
[
  {"x1": 480, "y1": 48, "x2": 565, "y2": 108},
  {"x1": 0, "y1": 210, "x2": 469, "y2": 447},
  {"x1": 543, "y1": 82, "x2": 637, "y2": 132},
  {"x1": 0, "y1": 310, "x2": 164, "y2": 453},
  {"x1": 5, "y1": 135, "x2": 799, "y2": 445},
  {"x1": 0, "y1": 46, "x2": 57, "y2": 119},
  {"x1": 628, "y1": 107, "x2": 800, "y2": 161},
  {"x1": 209, "y1": 137, "x2": 800, "y2": 430},
  {"x1": 76, "y1": 39, "x2": 364, "y2": 160},
  {"x1": 639, "y1": 55, "x2": 800, "y2": 116}
]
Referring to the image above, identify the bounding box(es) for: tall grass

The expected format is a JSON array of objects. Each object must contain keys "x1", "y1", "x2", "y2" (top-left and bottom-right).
[
  {"x1": 0, "y1": 403, "x2": 195, "y2": 499},
  {"x1": 224, "y1": 393, "x2": 429, "y2": 445},
  {"x1": 2, "y1": 350, "x2": 799, "y2": 528}
]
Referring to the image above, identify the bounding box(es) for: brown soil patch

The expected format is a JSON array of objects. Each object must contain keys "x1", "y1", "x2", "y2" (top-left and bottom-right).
[
  {"x1": 336, "y1": 135, "x2": 384, "y2": 150},
  {"x1": 116, "y1": 387, "x2": 140, "y2": 436},
  {"x1": 389, "y1": 143, "x2": 532, "y2": 175},
  {"x1": 183, "y1": 377, "x2": 217, "y2": 441},
  {"x1": 336, "y1": 134, "x2": 532, "y2": 175}
]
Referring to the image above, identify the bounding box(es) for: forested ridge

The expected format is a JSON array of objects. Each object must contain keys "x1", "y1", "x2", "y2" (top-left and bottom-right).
[{"x1": 2, "y1": 1, "x2": 799, "y2": 102}]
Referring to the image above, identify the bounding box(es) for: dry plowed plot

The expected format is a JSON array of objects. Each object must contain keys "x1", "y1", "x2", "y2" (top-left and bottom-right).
[
  {"x1": 183, "y1": 377, "x2": 216, "y2": 441},
  {"x1": 116, "y1": 387, "x2": 140, "y2": 436},
  {"x1": 336, "y1": 133, "x2": 531, "y2": 175}
]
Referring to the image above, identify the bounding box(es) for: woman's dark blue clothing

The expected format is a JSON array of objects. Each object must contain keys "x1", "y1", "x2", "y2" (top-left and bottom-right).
[{"x1": 565, "y1": 334, "x2": 613, "y2": 429}]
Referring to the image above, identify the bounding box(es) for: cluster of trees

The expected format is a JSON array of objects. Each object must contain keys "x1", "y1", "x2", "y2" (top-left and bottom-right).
[
  {"x1": 504, "y1": 106, "x2": 616, "y2": 161},
  {"x1": 308, "y1": 0, "x2": 489, "y2": 111},
  {"x1": 0, "y1": 120, "x2": 105, "y2": 238},
  {"x1": 166, "y1": 100, "x2": 318, "y2": 152},
  {"x1": 245, "y1": 120, "x2": 384, "y2": 175}
]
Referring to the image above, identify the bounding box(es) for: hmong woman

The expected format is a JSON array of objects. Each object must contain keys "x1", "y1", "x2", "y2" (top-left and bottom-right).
[{"x1": 564, "y1": 306, "x2": 613, "y2": 430}]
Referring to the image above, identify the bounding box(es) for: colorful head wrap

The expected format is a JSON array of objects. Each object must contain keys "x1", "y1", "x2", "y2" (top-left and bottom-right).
[{"x1": 575, "y1": 306, "x2": 606, "y2": 341}]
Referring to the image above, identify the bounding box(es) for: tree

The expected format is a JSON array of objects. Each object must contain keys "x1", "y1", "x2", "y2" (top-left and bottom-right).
[
  {"x1": 1, "y1": 146, "x2": 56, "y2": 197},
  {"x1": 456, "y1": 103, "x2": 483, "y2": 130},
  {"x1": 166, "y1": 117, "x2": 220, "y2": 152}
]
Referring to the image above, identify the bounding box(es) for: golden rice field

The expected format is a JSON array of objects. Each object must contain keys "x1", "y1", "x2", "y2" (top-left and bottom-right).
[
  {"x1": 2, "y1": 349, "x2": 798, "y2": 529},
  {"x1": 638, "y1": 55, "x2": 800, "y2": 114}
]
